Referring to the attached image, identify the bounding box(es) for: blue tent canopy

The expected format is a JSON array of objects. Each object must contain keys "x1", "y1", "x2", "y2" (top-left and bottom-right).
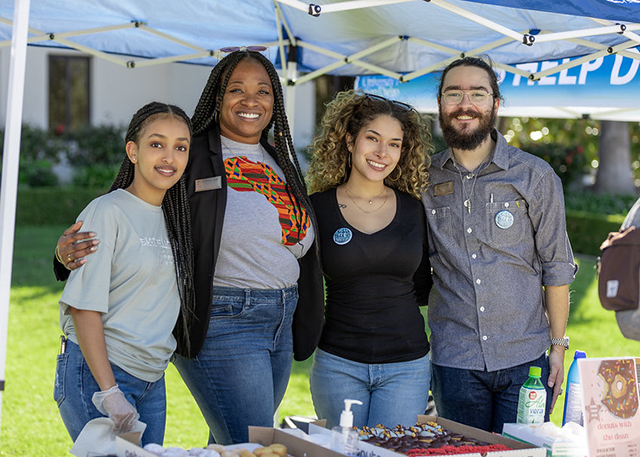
[{"x1": 1, "y1": 0, "x2": 639, "y2": 84}]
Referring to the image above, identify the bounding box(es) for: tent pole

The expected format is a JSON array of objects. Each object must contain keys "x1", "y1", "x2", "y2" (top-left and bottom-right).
[
  {"x1": 285, "y1": 44, "x2": 298, "y2": 141},
  {"x1": 0, "y1": 0, "x2": 30, "y2": 432}
]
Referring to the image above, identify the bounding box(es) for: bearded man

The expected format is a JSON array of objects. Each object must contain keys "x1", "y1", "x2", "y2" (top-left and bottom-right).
[{"x1": 422, "y1": 57, "x2": 578, "y2": 433}]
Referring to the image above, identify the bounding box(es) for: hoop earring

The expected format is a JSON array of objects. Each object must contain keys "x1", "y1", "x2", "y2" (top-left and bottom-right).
[
  {"x1": 214, "y1": 109, "x2": 219, "y2": 124},
  {"x1": 347, "y1": 153, "x2": 352, "y2": 169},
  {"x1": 388, "y1": 167, "x2": 401, "y2": 182}
]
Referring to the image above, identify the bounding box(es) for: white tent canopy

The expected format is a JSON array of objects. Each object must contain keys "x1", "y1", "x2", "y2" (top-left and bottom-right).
[{"x1": 2, "y1": 0, "x2": 640, "y2": 433}]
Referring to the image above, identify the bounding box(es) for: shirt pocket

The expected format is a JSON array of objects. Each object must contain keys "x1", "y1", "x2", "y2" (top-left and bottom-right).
[
  {"x1": 425, "y1": 205, "x2": 455, "y2": 252},
  {"x1": 485, "y1": 199, "x2": 529, "y2": 247}
]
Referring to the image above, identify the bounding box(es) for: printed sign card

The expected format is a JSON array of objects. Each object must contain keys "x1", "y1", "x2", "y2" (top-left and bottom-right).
[{"x1": 578, "y1": 357, "x2": 640, "y2": 457}]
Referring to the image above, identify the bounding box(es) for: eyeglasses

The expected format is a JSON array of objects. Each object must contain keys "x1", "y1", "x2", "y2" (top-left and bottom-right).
[
  {"x1": 441, "y1": 90, "x2": 494, "y2": 106},
  {"x1": 363, "y1": 93, "x2": 413, "y2": 111},
  {"x1": 219, "y1": 45, "x2": 268, "y2": 53}
]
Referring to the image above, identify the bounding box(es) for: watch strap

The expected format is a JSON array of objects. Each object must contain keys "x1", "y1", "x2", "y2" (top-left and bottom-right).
[{"x1": 551, "y1": 337, "x2": 569, "y2": 349}]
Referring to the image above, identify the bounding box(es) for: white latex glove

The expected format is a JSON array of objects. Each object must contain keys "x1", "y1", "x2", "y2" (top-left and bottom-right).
[{"x1": 92, "y1": 385, "x2": 139, "y2": 435}]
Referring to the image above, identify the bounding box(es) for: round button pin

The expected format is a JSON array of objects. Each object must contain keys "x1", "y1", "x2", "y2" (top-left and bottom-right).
[
  {"x1": 495, "y1": 210, "x2": 514, "y2": 229},
  {"x1": 333, "y1": 228, "x2": 353, "y2": 245}
]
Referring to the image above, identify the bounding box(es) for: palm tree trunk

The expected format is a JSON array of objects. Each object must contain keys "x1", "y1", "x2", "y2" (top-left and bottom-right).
[{"x1": 594, "y1": 121, "x2": 635, "y2": 195}]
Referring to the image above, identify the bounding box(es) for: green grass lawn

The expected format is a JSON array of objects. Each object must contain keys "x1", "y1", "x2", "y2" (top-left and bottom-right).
[{"x1": 1, "y1": 225, "x2": 638, "y2": 456}]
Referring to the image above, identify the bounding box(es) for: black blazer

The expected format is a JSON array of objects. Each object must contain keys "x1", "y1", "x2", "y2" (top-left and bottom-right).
[{"x1": 55, "y1": 126, "x2": 324, "y2": 361}]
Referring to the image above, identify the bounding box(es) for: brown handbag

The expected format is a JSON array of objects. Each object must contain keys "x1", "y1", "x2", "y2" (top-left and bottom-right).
[{"x1": 598, "y1": 226, "x2": 640, "y2": 311}]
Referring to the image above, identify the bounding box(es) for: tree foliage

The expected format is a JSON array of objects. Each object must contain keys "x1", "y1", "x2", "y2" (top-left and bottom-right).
[{"x1": 501, "y1": 117, "x2": 640, "y2": 188}]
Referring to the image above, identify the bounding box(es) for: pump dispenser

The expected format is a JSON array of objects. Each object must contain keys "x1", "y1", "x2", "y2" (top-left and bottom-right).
[{"x1": 330, "y1": 399, "x2": 362, "y2": 456}]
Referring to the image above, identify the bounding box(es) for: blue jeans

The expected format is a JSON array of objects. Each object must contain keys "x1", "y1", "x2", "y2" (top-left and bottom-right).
[
  {"x1": 172, "y1": 286, "x2": 298, "y2": 445},
  {"x1": 54, "y1": 340, "x2": 167, "y2": 446},
  {"x1": 309, "y1": 348, "x2": 431, "y2": 429},
  {"x1": 431, "y1": 353, "x2": 552, "y2": 433}
]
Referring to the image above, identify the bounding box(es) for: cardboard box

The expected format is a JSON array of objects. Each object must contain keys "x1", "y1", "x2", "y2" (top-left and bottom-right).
[
  {"x1": 249, "y1": 427, "x2": 344, "y2": 457},
  {"x1": 110, "y1": 426, "x2": 345, "y2": 457},
  {"x1": 309, "y1": 415, "x2": 546, "y2": 457}
]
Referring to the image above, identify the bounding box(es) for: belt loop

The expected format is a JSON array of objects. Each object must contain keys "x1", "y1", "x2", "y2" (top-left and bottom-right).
[{"x1": 244, "y1": 288, "x2": 251, "y2": 306}]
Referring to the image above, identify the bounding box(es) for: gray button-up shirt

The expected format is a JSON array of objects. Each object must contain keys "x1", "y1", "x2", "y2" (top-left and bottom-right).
[{"x1": 422, "y1": 130, "x2": 577, "y2": 372}]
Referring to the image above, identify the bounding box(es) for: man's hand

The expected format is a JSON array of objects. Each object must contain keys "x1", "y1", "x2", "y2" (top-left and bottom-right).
[{"x1": 547, "y1": 345, "x2": 566, "y2": 413}]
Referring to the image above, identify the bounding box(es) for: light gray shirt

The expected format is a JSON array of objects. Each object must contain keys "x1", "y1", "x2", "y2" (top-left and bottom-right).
[
  {"x1": 422, "y1": 130, "x2": 577, "y2": 372},
  {"x1": 60, "y1": 189, "x2": 180, "y2": 382},
  {"x1": 214, "y1": 137, "x2": 314, "y2": 290}
]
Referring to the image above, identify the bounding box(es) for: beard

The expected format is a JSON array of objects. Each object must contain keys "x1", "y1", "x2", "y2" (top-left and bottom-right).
[{"x1": 439, "y1": 105, "x2": 497, "y2": 151}]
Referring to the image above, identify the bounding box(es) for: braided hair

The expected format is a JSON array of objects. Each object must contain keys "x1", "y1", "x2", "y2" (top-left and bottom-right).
[
  {"x1": 191, "y1": 50, "x2": 315, "y2": 229},
  {"x1": 110, "y1": 101, "x2": 196, "y2": 354}
]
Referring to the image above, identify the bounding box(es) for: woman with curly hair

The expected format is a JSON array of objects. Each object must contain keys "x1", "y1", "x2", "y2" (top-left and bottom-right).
[
  {"x1": 306, "y1": 90, "x2": 433, "y2": 428},
  {"x1": 53, "y1": 49, "x2": 323, "y2": 445}
]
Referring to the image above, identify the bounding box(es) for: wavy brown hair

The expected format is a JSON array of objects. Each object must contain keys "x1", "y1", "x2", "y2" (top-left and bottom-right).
[{"x1": 307, "y1": 90, "x2": 432, "y2": 199}]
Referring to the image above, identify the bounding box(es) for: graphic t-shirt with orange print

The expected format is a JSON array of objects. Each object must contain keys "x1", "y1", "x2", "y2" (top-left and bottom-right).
[{"x1": 213, "y1": 136, "x2": 314, "y2": 290}]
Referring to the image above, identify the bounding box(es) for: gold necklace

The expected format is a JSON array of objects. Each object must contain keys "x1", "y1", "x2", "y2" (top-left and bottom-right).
[{"x1": 343, "y1": 185, "x2": 388, "y2": 214}]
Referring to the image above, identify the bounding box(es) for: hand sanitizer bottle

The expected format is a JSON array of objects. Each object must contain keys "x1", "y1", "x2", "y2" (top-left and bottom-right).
[{"x1": 330, "y1": 399, "x2": 362, "y2": 456}]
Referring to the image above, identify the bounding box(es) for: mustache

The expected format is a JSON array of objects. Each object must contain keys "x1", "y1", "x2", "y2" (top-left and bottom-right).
[{"x1": 450, "y1": 109, "x2": 479, "y2": 118}]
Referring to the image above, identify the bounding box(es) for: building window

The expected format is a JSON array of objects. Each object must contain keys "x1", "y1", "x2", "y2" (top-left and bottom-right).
[{"x1": 48, "y1": 55, "x2": 90, "y2": 133}]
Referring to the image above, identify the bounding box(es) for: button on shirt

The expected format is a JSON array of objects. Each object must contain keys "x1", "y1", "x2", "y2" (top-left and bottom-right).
[{"x1": 422, "y1": 130, "x2": 577, "y2": 372}]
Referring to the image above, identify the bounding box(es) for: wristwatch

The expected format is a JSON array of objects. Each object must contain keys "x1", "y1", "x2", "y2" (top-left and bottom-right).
[{"x1": 551, "y1": 337, "x2": 570, "y2": 349}]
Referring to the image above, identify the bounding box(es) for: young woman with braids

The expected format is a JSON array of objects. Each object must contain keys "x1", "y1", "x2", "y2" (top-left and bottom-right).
[
  {"x1": 54, "y1": 102, "x2": 194, "y2": 446},
  {"x1": 52, "y1": 50, "x2": 323, "y2": 445},
  {"x1": 305, "y1": 90, "x2": 433, "y2": 429}
]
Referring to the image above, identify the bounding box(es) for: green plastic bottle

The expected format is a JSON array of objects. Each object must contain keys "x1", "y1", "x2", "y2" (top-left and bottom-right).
[{"x1": 516, "y1": 366, "x2": 546, "y2": 424}]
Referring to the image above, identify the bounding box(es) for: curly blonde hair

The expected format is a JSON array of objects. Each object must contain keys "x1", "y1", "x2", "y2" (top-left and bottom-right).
[{"x1": 307, "y1": 90, "x2": 432, "y2": 199}]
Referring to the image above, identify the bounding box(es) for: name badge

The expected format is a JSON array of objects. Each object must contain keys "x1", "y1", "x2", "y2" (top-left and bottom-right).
[
  {"x1": 433, "y1": 181, "x2": 454, "y2": 197},
  {"x1": 195, "y1": 176, "x2": 222, "y2": 192}
]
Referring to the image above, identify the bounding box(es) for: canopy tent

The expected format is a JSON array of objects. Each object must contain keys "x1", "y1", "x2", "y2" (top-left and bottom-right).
[
  {"x1": 2, "y1": 0, "x2": 640, "y2": 84},
  {"x1": 2, "y1": 0, "x2": 640, "y2": 432}
]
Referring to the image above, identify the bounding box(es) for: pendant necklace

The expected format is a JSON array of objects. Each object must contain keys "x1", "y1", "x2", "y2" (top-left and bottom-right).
[
  {"x1": 343, "y1": 185, "x2": 388, "y2": 214},
  {"x1": 453, "y1": 159, "x2": 487, "y2": 214}
]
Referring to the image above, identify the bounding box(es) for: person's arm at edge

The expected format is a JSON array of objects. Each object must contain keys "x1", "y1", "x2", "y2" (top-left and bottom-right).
[
  {"x1": 54, "y1": 221, "x2": 99, "y2": 280},
  {"x1": 68, "y1": 307, "x2": 116, "y2": 390},
  {"x1": 545, "y1": 283, "x2": 570, "y2": 413}
]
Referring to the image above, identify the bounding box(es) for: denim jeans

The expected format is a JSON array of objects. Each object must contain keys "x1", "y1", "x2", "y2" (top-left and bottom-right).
[
  {"x1": 172, "y1": 286, "x2": 298, "y2": 445},
  {"x1": 54, "y1": 340, "x2": 167, "y2": 446},
  {"x1": 309, "y1": 348, "x2": 431, "y2": 429},
  {"x1": 431, "y1": 353, "x2": 552, "y2": 433}
]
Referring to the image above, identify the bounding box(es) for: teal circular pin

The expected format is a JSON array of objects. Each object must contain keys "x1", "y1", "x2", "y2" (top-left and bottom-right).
[
  {"x1": 495, "y1": 210, "x2": 514, "y2": 229},
  {"x1": 333, "y1": 228, "x2": 353, "y2": 245}
]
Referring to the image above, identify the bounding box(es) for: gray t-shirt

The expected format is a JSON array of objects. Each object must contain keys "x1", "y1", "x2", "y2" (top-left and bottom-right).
[
  {"x1": 214, "y1": 136, "x2": 314, "y2": 289},
  {"x1": 60, "y1": 189, "x2": 180, "y2": 382}
]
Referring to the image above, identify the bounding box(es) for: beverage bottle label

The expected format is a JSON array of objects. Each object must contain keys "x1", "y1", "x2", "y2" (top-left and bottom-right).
[{"x1": 517, "y1": 386, "x2": 546, "y2": 424}]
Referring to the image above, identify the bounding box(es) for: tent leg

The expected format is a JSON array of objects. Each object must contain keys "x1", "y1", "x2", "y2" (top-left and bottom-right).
[{"x1": 0, "y1": 0, "x2": 31, "y2": 432}]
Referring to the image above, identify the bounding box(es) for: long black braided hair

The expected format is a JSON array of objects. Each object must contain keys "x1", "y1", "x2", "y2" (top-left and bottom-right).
[
  {"x1": 191, "y1": 50, "x2": 316, "y2": 232},
  {"x1": 110, "y1": 101, "x2": 196, "y2": 354}
]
